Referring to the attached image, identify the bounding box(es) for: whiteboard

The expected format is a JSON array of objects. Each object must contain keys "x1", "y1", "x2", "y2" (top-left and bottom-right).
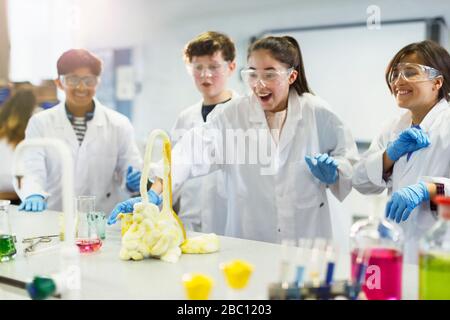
[{"x1": 263, "y1": 22, "x2": 427, "y2": 143}]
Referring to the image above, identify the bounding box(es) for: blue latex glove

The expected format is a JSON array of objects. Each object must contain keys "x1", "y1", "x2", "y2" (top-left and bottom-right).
[
  {"x1": 18, "y1": 194, "x2": 47, "y2": 212},
  {"x1": 385, "y1": 182, "x2": 430, "y2": 223},
  {"x1": 386, "y1": 127, "x2": 430, "y2": 162},
  {"x1": 305, "y1": 153, "x2": 339, "y2": 184},
  {"x1": 107, "y1": 189, "x2": 162, "y2": 225},
  {"x1": 125, "y1": 165, "x2": 142, "y2": 193}
]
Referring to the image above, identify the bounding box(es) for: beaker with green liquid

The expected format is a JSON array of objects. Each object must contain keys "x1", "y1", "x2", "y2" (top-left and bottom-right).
[
  {"x1": 419, "y1": 196, "x2": 450, "y2": 300},
  {"x1": 0, "y1": 200, "x2": 17, "y2": 262}
]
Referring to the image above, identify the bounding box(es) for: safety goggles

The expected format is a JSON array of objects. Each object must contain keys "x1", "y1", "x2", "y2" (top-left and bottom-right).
[
  {"x1": 388, "y1": 63, "x2": 442, "y2": 85},
  {"x1": 240, "y1": 67, "x2": 294, "y2": 86},
  {"x1": 186, "y1": 61, "x2": 228, "y2": 77},
  {"x1": 187, "y1": 61, "x2": 229, "y2": 78},
  {"x1": 60, "y1": 75, "x2": 99, "y2": 88}
]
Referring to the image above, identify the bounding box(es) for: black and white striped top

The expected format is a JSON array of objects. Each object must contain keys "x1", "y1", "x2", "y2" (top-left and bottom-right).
[
  {"x1": 65, "y1": 102, "x2": 95, "y2": 146},
  {"x1": 72, "y1": 116, "x2": 87, "y2": 145}
]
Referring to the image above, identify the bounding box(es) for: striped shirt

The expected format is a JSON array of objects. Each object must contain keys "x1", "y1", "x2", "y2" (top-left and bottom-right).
[
  {"x1": 65, "y1": 103, "x2": 95, "y2": 145},
  {"x1": 72, "y1": 116, "x2": 87, "y2": 145}
]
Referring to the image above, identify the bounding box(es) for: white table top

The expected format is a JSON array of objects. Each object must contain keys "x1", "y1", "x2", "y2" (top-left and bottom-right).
[{"x1": 0, "y1": 206, "x2": 418, "y2": 300}]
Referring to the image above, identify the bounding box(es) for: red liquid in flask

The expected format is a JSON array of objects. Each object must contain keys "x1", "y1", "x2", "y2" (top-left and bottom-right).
[
  {"x1": 76, "y1": 238, "x2": 102, "y2": 253},
  {"x1": 351, "y1": 248, "x2": 402, "y2": 300}
]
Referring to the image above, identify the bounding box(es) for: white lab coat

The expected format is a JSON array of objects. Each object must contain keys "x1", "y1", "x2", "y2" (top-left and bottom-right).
[
  {"x1": 0, "y1": 138, "x2": 15, "y2": 192},
  {"x1": 352, "y1": 98, "x2": 450, "y2": 263},
  {"x1": 170, "y1": 91, "x2": 239, "y2": 234},
  {"x1": 15, "y1": 99, "x2": 143, "y2": 213},
  {"x1": 157, "y1": 90, "x2": 359, "y2": 243}
]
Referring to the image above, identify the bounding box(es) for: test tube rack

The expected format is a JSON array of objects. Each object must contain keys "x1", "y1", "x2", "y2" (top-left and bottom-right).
[{"x1": 268, "y1": 280, "x2": 362, "y2": 300}]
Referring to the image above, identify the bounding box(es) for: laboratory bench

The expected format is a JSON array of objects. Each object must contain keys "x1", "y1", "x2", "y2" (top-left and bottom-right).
[{"x1": 0, "y1": 206, "x2": 419, "y2": 300}]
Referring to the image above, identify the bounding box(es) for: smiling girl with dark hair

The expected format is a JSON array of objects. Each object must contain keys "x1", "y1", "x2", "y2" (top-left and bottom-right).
[{"x1": 354, "y1": 40, "x2": 450, "y2": 263}]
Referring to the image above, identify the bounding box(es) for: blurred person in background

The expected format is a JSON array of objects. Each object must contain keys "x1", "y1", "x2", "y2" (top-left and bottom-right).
[{"x1": 0, "y1": 89, "x2": 39, "y2": 203}]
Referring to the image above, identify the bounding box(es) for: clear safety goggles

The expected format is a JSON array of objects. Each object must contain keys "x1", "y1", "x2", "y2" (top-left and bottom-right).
[
  {"x1": 60, "y1": 75, "x2": 99, "y2": 88},
  {"x1": 187, "y1": 61, "x2": 229, "y2": 78},
  {"x1": 240, "y1": 67, "x2": 294, "y2": 86},
  {"x1": 388, "y1": 63, "x2": 442, "y2": 85}
]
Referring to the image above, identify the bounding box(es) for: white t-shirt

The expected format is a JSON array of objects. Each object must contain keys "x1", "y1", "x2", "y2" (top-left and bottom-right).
[{"x1": 0, "y1": 138, "x2": 15, "y2": 192}]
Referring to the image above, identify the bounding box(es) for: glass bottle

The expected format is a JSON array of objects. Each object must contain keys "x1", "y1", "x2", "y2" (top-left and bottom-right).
[
  {"x1": 350, "y1": 215, "x2": 404, "y2": 300},
  {"x1": 419, "y1": 195, "x2": 450, "y2": 300},
  {"x1": 0, "y1": 200, "x2": 17, "y2": 262}
]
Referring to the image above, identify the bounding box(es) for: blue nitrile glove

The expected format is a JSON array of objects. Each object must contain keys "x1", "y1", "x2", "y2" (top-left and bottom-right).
[
  {"x1": 385, "y1": 182, "x2": 429, "y2": 223},
  {"x1": 386, "y1": 127, "x2": 430, "y2": 162},
  {"x1": 107, "y1": 189, "x2": 162, "y2": 225},
  {"x1": 305, "y1": 153, "x2": 339, "y2": 185},
  {"x1": 18, "y1": 194, "x2": 47, "y2": 212},
  {"x1": 125, "y1": 165, "x2": 142, "y2": 193}
]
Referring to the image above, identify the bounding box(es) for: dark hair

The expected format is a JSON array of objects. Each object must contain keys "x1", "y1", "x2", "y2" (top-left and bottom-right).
[
  {"x1": 247, "y1": 36, "x2": 312, "y2": 96},
  {"x1": 0, "y1": 89, "x2": 37, "y2": 146},
  {"x1": 385, "y1": 40, "x2": 450, "y2": 101},
  {"x1": 57, "y1": 49, "x2": 103, "y2": 76},
  {"x1": 184, "y1": 31, "x2": 236, "y2": 63}
]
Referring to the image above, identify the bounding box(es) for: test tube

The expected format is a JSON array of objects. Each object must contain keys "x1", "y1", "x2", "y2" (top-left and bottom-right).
[
  {"x1": 294, "y1": 238, "x2": 311, "y2": 287},
  {"x1": 351, "y1": 247, "x2": 369, "y2": 300},
  {"x1": 308, "y1": 238, "x2": 326, "y2": 287},
  {"x1": 355, "y1": 248, "x2": 368, "y2": 286},
  {"x1": 324, "y1": 243, "x2": 338, "y2": 286},
  {"x1": 279, "y1": 239, "x2": 295, "y2": 289}
]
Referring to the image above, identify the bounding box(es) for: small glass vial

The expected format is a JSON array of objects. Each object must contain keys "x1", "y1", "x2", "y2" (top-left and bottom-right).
[
  {"x1": 350, "y1": 215, "x2": 404, "y2": 300},
  {"x1": 0, "y1": 200, "x2": 17, "y2": 262},
  {"x1": 419, "y1": 196, "x2": 450, "y2": 300}
]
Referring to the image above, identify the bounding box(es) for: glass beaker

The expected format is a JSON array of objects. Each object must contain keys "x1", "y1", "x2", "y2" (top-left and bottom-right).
[
  {"x1": 350, "y1": 216, "x2": 404, "y2": 300},
  {"x1": 419, "y1": 196, "x2": 450, "y2": 300},
  {"x1": 0, "y1": 200, "x2": 17, "y2": 262},
  {"x1": 75, "y1": 196, "x2": 102, "y2": 253},
  {"x1": 91, "y1": 211, "x2": 106, "y2": 240}
]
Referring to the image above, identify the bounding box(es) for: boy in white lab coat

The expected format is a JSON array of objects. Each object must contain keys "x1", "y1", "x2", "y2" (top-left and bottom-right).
[
  {"x1": 170, "y1": 31, "x2": 238, "y2": 234},
  {"x1": 16, "y1": 49, "x2": 143, "y2": 213}
]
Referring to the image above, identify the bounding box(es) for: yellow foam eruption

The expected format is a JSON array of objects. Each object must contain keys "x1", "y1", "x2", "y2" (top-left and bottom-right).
[{"x1": 118, "y1": 130, "x2": 219, "y2": 263}]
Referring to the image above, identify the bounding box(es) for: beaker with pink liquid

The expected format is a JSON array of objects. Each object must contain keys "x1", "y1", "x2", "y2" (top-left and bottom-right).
[
  {"x1": 350, "y1": 217, "x2": 404, "y2": 300},
  {"x1": 76, "y1": 196, "x2": 102, "y2": 253}
]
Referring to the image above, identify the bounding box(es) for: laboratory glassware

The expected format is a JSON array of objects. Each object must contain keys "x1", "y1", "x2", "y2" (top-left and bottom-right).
[
  {"x1": 91, "y1": 211, "x2": 106, "y2": 240},
  {"x1": 76, "y1": 196, "x2": 102, "y2": 252},
  {"x1": 350, "y1": 215, "x2": 404, "y2": 300},
  {"x1": 419, "y1": 196, "x2": 450, "y2": 299},
  {"x1": 0, "y1": 200, "x2": 16, "y2": 262}
]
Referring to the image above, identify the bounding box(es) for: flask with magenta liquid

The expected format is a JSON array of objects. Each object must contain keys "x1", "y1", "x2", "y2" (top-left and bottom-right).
[
  {"x1": 350, "y1": 207, "x2": 404, "y2": 300},
  {"x1": 419, "y1": 196, "x2": 450, "y2": 300},
  {"x1": 76, "y1": 196, "x2": 102, "y2": 253}
]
